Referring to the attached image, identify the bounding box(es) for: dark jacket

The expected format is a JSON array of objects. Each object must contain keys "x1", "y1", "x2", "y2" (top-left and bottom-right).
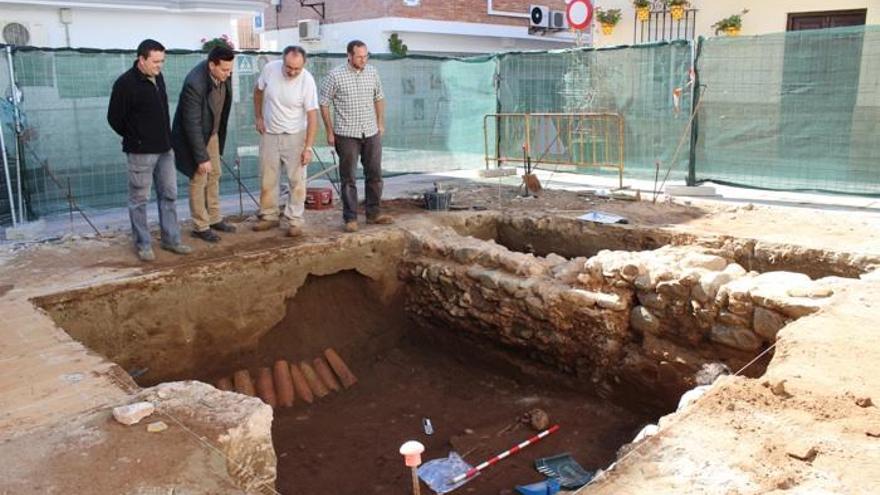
[
  {"x1": 107, "y1": 61, "x2": 172, "y2": 154},
  {"x1": 171, "y1": 60, "x2": 232, "y2": 179}
]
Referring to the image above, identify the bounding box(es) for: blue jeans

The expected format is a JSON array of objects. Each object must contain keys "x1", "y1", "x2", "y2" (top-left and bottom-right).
[{"x1": 127, "y1": 151, "x2": 181, "y2": 249}]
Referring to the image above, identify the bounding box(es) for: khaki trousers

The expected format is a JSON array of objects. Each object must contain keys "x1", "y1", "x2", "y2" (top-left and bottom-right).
[
  {"x1": 258, "y1": 131, "x2": 307, "y2": 226},
  {"x1": 189, "y1": 134, "x2": 222, "y2": 231}
]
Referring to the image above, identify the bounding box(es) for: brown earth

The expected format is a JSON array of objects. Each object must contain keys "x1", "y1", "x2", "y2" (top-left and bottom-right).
[
  {"x1": 199, "y1": 269, "x2": 659, "y2": 494},
  {"x1": 271, "y1": 338, "x2": 654, "y2": 494}
]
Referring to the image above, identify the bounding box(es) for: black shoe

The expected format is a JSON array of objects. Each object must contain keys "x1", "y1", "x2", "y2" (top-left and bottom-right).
[
  {"x1": 192, "y1": 229, "x2": 221, "y2": 243},
  {"x1": 210, "y1": 221, "x2": 236, "y2": 233}
]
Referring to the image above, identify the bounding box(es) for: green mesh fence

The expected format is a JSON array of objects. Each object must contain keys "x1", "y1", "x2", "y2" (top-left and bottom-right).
[
  {"x1": 1, "y1": 27, "x2": 879, "y2": 225},
  {"x1": 496, "y1": 41, "x2": 695, "y2": 182},
  {"x1": 0, "y1": 48, "x2": 497, "y2": 223},
  {"x1": 695, "y1": 26, "x2": 880, "y2": 195}
]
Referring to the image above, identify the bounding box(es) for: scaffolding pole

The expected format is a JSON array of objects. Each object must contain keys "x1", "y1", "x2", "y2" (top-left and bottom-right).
[
  {"x1": 6, "y1": 46, "x2": 24, "y2": 221},
  {"x1": 0, "y1": 113, "x2": 17, "y2": 226}
]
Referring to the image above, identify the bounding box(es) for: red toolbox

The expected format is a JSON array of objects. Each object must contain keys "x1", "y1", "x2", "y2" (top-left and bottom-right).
[{"x1": 305, "y1": 187, "x2": 333, "y2": 210}]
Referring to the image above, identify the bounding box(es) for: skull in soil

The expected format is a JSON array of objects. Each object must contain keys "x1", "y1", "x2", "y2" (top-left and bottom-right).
[{"x1": 525, "y1": 408, "x2": 550, "y2": 431}]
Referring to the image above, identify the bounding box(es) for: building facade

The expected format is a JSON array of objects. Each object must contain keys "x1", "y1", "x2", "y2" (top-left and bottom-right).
[
  {"x1": 593, "y1": 0, "x2": 879, "y2": 47},
  {"x1": 0, "y1": 0, "x2": 268, "y2": 50},
  {"x1": 260, "y1": 0, "x2": 579, "y2": 55}
]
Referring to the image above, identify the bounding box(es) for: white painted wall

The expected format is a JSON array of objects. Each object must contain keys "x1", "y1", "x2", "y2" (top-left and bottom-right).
[
  {"x1": 592, "y1": 0, "x2": 880, "y2": 46},
  {"x1": 0, "y1": 3, "x2": 241, "y2": 49},
  {"x1": 262, "y1": 17, "x2": 584, "y2": 55}
]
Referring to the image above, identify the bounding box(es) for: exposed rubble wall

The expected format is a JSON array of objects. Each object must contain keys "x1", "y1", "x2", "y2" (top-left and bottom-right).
[
  {"x1": 490, "y1": 214, "x2": 879, "y2": 279},
  {"x1": 401, "y1": 224, "x2": 844, "y2": 408}
]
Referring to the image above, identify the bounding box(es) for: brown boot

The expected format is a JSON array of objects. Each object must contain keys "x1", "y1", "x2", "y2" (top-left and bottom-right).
[
  {"x1": 287, "y1": 225, "x2": 304, "y2": 237},
  {"x1": 366, "y1": 213, "x2": 393, "y2": 225},
  {"x1": 344, "y1": 221, "x2": 359, "y2": 233},
  {"x1": 253, "y1": 219, "x2": 280, "y2": 232}
]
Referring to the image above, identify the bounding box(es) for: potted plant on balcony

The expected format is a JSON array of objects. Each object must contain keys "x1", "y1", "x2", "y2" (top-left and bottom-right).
[
  {"x1": 201, "y1": 34, "x2": 234, "y2": 51},
  {"x1": 596, "y1": 8, "x2": 622, "y2": 35},
  {"x1": 388, "y1": 33, "x2": 408, "y2": 57},
  {"x1": 712, "y1": 10, "x2": 749, "y2": 36},
  {"x1": 634, "y1": 0, "x2": 651, "y2": 22},
  {"x1": 667, "y1": 0, "x2": 689, "y2": 21}
]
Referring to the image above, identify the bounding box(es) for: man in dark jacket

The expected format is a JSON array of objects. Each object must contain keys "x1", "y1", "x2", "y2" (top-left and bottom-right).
[
  {"x1": 108, "y1": 38, "x2": 192, "y2": 261},
  {"x1": 171, "y1": 46, "x2": 236, "y2": 243}
]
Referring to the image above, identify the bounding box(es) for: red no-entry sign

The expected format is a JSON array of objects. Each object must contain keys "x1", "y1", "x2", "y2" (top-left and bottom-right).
[{"x1": 566, "y1": 0, "x2": 593, "y2": 30}]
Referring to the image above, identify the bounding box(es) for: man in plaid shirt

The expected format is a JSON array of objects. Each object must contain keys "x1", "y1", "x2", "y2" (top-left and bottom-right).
[{"x1": 319, "y1": 40, "x2": 392, "y2": 233}]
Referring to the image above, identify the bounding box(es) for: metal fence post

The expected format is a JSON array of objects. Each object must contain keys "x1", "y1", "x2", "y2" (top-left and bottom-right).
[
  {"x1": 687, "y1": 37, "x2": 703, "y2": 187},
  {"x1": 5, "y1": 46, "x2": 24, "y2": 220}
]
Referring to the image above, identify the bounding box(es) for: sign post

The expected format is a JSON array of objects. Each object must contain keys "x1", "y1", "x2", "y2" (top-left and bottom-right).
[{"x1": 566, "y1": 0, "x2": 593, "y2": 46}]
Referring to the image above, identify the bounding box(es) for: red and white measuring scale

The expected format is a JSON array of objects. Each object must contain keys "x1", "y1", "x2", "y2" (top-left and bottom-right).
[{"x1": 451, "y1": 424, "x2": 561, "y2": 484}]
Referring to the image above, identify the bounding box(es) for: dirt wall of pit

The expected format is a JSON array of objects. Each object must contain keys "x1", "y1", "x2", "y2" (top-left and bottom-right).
[{"x1": 33, "y1": 232, "x2": 408, "y2": 384}]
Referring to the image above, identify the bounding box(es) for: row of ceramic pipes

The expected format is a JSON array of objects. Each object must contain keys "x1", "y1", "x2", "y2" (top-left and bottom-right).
[{"x1": 214, "y1": 348, "x2": 357, "y2": 408}]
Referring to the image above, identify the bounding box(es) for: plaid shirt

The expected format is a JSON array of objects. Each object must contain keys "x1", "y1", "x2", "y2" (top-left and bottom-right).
[{"x1": 319, "y1": 62, "x2": 384, "y2": 138}]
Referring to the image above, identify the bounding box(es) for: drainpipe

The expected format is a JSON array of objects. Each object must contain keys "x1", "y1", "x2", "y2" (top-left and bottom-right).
[
  {"x1": 487, "y1": 0, "x2": 529, "y2": 18},
  {"x1": 5, "y1": 46, "x2": 23, "y2": 223},
  {"x1": 59, "y1": 8, "x2": 73, "y2": 47}
]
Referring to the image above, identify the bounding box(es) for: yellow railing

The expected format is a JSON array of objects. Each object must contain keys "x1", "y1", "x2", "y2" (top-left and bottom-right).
[{"x1": 483, "y1": 112, "x2": 625, "y2": 188}]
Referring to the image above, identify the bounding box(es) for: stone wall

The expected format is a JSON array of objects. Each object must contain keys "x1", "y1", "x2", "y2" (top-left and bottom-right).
[{"x1": 401, "y1": 225, "x2": 843, "y2": 407}]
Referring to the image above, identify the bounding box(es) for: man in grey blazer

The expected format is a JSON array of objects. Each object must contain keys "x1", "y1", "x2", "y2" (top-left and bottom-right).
[{"x1": 171, "y1": 46, "x2": 236, "y2": 243}]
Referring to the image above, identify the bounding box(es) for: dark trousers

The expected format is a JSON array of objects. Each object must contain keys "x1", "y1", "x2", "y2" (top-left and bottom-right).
[{"x1": 335, "y1": 133, "x2": 383, "y2": 222}]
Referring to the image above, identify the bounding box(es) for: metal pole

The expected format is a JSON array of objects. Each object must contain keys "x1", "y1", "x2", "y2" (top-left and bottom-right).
[
  {"x1": 483, "y1": 114, "x2": 490, "y2": 170},
  {"x1": 67, "y1": 176, "x2": 73, "y2": 226},
  {"x1": 236, "y1": 155, "x2": 243, "y2": 218},
  {"x1": 311, "y1": 147, "x2": 341, "y2": 196},
  {"x1": 0, "y1": 118, "x2": 17, "y2": 226},
  {"x1": 220, "y1": 156, "x2": 259, "y2": 208},
  {"x1": 687, "y1": 38, "x2": 703, "y2": 187},
  {"x1": 6, "y1": 46, "x2": 23, "y2": 222}
]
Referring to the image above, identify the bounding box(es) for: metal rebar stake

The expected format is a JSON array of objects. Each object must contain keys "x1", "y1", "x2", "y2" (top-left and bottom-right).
[
  {"x1": 67, "y1": 177, "x2": 73, "y2": 227},
  {"x1": 236, "y1": 155, "x2": 243, "y2": 217},
  {"x1": 220, "y1": 156, "x2": 259, "y2": 208},
  {"x1": 22, "y1": 142, "x2": 101, "y2": 236}
]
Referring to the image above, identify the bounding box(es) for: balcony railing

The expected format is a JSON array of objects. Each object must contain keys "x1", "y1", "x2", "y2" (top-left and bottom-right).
[{"x1": 634, "y1": 6, "x2": 697, "y2": 44}]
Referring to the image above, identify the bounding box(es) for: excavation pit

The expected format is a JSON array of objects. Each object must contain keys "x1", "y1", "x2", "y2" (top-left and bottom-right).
[{"x1": 31, "y1": 212, "x2": 867, "y2": 493}]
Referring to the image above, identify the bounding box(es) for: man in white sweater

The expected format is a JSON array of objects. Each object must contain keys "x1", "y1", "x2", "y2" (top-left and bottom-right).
[{"x1": 252, "y1": 45, "x2": 318, "y2": 237}]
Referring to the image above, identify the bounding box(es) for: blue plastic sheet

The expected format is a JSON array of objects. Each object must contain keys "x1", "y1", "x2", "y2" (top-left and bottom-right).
[{"x1": 418, "y1": 451, "x2": 475, "y2": 494}]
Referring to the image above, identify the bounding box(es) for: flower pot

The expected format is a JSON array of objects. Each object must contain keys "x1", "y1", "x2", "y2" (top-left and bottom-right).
[
  {"x1": 601, "y1": 23, "x2": 615, "y2": 35},
  {"x1": 724, "y1": 26, "x2": 741, "y2": 36},
  {"x1": 670, "y1": 5, "x2": 685, "y2": 20},
  {"x1": 636, "y1": 7, "x2": 650, "y2": 21}
]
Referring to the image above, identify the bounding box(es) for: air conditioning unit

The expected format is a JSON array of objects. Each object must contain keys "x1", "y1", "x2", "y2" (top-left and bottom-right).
[
  {"x1": 529, "y1": 5, "x2": 550, "y2": 29},
  {"x1": 549, "y1": 10, "x2": 568, "y2": 29},
  {"x1": 2, "y1": 21, "x2": 30, "y2": 45},
  {"x1": 298, "y1": 19, "x2": 320, "y2": 41},
  {"x1": 1, "y1": 21, "x2": 47, "y2": 46}
]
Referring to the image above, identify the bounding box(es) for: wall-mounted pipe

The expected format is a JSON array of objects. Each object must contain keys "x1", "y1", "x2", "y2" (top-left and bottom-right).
[{"x1": 5, "y1": 46, "x2": 23, "y2": 224}]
